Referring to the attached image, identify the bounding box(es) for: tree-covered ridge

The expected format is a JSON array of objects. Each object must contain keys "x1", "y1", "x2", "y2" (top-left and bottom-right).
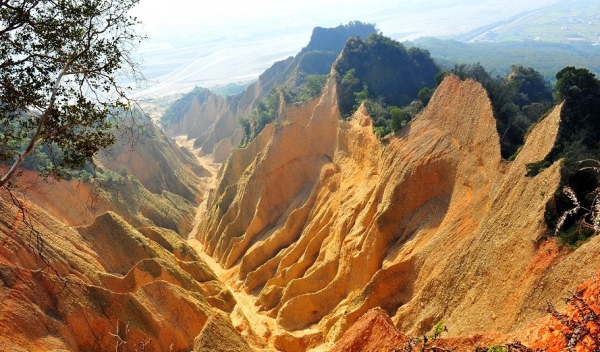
[
  {"x1": 550, "y1": 67, "x2": 600, "y2": 161},
  {"x1": 302, "y1": 21, "x2": 376, "y2": 54},
  {"x1": 538, "y1": 67, "x2": 600, "y2": 246},
  {"x1": 238, "y1": 21, "x2": 377, "y2": 146},
  {"x1": 334, "y1": 33, "x2": 439, "y2": 136}
]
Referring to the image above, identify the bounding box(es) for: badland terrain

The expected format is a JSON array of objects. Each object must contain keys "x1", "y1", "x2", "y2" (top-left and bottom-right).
[{"x1": 2, "y1": 17, "x2": 600, "y2": 352}]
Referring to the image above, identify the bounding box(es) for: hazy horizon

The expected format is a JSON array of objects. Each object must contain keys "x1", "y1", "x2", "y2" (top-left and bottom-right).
[{"x1": 130, "y1": 0, "x2": 571, "y2": 97}]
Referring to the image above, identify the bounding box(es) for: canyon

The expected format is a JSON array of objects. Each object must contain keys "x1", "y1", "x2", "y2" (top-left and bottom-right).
[
  {"x1": 2, "y1": 24, "x2": 600, "y2": 352},
  {"x1": 2, "y1": 70, "x2": 599, "y2": 351}
]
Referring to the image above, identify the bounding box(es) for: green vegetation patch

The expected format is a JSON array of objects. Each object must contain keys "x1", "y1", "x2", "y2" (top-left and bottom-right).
[
  {"x1": 410, "y1": 38, "x2": 600, "y2": 82},
  {"x1": 334, "y1": 34, "x2": 439, "y2": 137},
  {"x1": 537, "y1": 67, "x2": 600, "y2": 246}
]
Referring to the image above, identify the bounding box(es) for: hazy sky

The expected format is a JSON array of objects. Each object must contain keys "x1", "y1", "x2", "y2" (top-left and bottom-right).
[
  {"x1": 130, "y1": 0, "x2": 561, "y2": 96},
  {"x1": 133, "y1": 0, "x2": 393, "y2": 35}
]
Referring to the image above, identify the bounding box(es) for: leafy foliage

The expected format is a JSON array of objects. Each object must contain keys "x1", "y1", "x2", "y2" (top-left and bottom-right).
[
  {"x1": 550, "y1": 67, "x2": 600, "y2": 159},
  {"x1": 539, "y1": 68, "x2": 600, "y2": 245},
  {"x1": 0, "y1": 0, "x2": 144, "y2": 188},
  {"x1": 417, "y1": 87, "x2": 435, "y2": 107},
  {"x1": 409, "y1": 37, "x2": 600, "y2": 81},
  {"x1": 545, "y1": 161, "x2": 600, "y2": 247},
  {"x1": 239, "y1": 88, "x2": 281, "y2": 146},
  {"x1": 302, "y1": 21, "x2": 376, "y2": 54},
  {"x1": 334, "y1": 34, "x2": 439, "y2": 137},
  {"x1": 394, "y1": 320, "x2": 449, "y2": 352},
  {"x1": 335, "y1": 33, "x2": 439, "y2": 118}
]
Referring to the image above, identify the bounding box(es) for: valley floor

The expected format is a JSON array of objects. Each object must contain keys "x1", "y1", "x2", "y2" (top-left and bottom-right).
[{"x1": 177, "y1": 136, "x2": 286, "y2": 351}]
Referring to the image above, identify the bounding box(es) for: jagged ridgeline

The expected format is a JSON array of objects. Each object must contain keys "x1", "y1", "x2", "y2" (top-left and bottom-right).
[
  {"x1": 243, "y1": 32, "x2": 441, "y2": 143},
  {"x1": 438, "y1": 64, "x2": 600, "y2": 246},
  {"x1": 158, "y1": 21, "x2": 377, "y2": 150},
  {"x1": 447, "y1": 63, "x2": 554, "y2": 159},
  {"x1": 239, "y1": 21, "x2": 377, "y2": 145}
]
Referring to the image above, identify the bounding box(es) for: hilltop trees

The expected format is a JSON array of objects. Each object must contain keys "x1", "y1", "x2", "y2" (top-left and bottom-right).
[
  {"x1": 490, "y1": 65, "x2": 553, "y2": 158},
  {"x1": 237, "y1": 22, "x2": 377, "y2": 146},
  {"x1": 335, "y1": 33, "x2": 439, "y2": 136},
  {"x1": 551, "y1": 67, "x2": 600, "y2": 158},
  {"x1": 0, "y1": 0, "x2": 144, "y2": 189},
  {"x1": 540, "y1": 67, "x2": 600, "y2": 246}
]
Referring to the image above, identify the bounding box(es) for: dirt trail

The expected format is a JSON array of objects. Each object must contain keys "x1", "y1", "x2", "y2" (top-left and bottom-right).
[
  {"x1": 175, "y1": 135, "x2": 278, "y2": 350},
  {"x1": 189, "y1": 237, "x2": 279, "y2": 351}
]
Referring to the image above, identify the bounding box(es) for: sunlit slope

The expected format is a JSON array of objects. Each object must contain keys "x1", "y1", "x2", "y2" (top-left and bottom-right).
[
  {"x1": 197, "y1": 74, "x2": 600, "y2": 349},
  {"x1": 0, "y1": 126, "x2": 245, "y2": 351}
]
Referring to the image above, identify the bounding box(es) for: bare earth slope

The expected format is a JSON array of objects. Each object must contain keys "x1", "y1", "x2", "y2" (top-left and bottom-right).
[
  {"x1": 0, "y1": 198, "x2": 247, "y2": 351},
  {"x1": 4, "y1": 72, "x2": 600, "y2": 351},
  {"x1": 164, "y1": 58, "x2": 296, "y2": 163},
  {"x1": 197, "y1": 75, "x2": 600, "y2": 349},
  {"x1": 0, "y1": 127, "x2": 248, "y2": 351}
]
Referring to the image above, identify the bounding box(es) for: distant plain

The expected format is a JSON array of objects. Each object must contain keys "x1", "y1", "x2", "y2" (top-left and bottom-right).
[{"x1": 132, "y1": 0, "x2": 599, "y2": 97}]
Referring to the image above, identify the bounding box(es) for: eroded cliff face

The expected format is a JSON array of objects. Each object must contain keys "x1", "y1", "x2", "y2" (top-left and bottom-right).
[
  {"x1": 0, "y1": 128, "x2": 248, "y2": 351},
  {"x1": 4, "y1": 71, "x2": 599, "y2": 351},
  {"x1": 197, "y1": 75, "x2": 600, "y2": 349},
  {"x1": 164, "y1": 57, "x2": 296, "y2": 163},
  {"x1": 0, "y1": 199, "x2": 247, "y2": 351},
  {"x1": 100, "y1": 123, "x2": 208, "y2": 205}
]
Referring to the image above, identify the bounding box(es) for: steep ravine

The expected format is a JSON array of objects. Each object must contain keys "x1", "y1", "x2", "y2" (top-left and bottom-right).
[
  {"x1": 177, "y1": 135, "x2": 284, "y2": 351},
  {"x1": 190, "y1": 74, "x2": 600, "y2": 351},
  {"x1": 3, "y1": 73, "x2": 598, "y2": 351},
  {"x1": 0, "y1": 127, "x2": 252, "y2": 351}
]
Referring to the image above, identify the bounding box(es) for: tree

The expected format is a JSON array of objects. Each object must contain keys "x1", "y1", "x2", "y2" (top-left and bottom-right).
[
  {"x1": 417, "y1": 87, "x2": 434, "y2": 106},
  {"x1": 389, "y1": 106, "x2": 410, "y2": 131},
  {"x1": 0, "y1": 0, "x2": 144, "y2": 189},
  {"x1": 452, "y1": 64, "x2": 552, "y2": 159},
  {"x1": 551, "y1": 67, "x2": 600, "y2": 157},
  {"x1": 302, "y1": 74, "x2": 327, "y2": 99}
]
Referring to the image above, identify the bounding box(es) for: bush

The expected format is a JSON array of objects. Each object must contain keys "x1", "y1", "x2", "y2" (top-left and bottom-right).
[{"x1": 525, "y1": 160, "x2": 551, "y2": 177}]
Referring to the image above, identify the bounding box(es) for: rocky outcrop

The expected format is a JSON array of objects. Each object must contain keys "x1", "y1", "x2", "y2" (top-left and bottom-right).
[
  {"x1": 4, "y1": 58, "x2": 599, "y2": 351},
  {"x1": 100, "y1": 123, "x2": 206, "y2": 204},
  {"x1": 197, "y1": 74, "x2": 600, "y2": 348},
  {"x1": 23, "y1": 171, "x2": 195, "y2": 236},
  {"x1": 160, "y1": 57, "x2": 296, "y2": 162},
  {"x1": 193, "y1": 312, "x2": 253, "y2": 352},
  {"x1": 20, "y1": 122, "x2": 208, "y2": 236},
  {"x1": 161, "y1": 24, "x2": 378, "y2": 163},
  {"x1": 330, "y1": 308, "x2": 410, "y2": 352},
  {"x1": 0, "y1": 117, "x2": 241, "y2": 350}
]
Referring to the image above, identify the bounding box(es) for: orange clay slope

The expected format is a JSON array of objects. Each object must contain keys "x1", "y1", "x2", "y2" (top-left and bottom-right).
[
  {"x1": 0, "y1": 128, "x2": 248, "y2": 351},
  {"x1": 196, "y1": 74, "x2": 600, "y2": 350}
]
